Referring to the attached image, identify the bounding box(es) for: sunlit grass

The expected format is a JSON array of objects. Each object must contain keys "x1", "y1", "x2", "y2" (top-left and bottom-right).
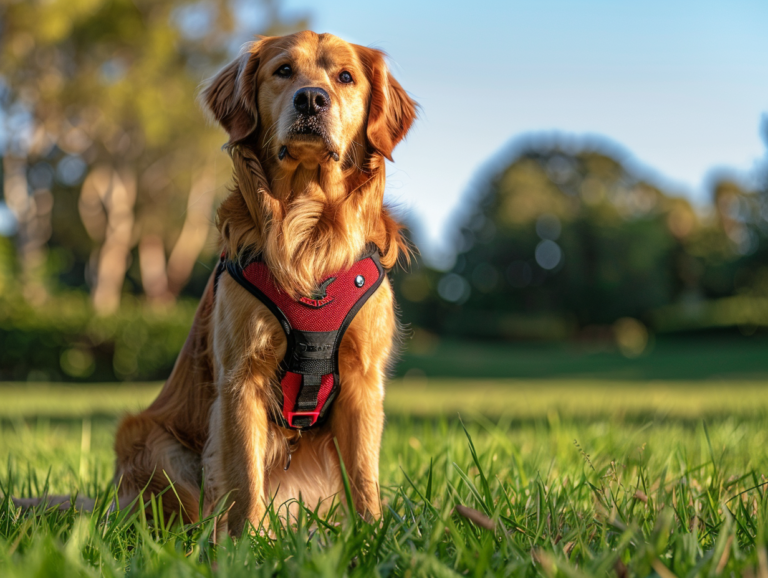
[
  {"x1": 3, "y1": 378, "x2": 768, "y2": 418},
  {"x1": 2, "y1": 380, "x2": 768, "y2": 575}
]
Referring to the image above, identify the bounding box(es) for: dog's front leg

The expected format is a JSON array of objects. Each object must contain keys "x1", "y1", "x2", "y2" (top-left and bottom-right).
[
  {"x1": 330, "y1": 282, "x2": 396, "y2": 520},
  {"x1": 213, "y1": 276, "x2": 285, "y2": 536},
  {"x1": 330, "y1": 383, "x2": 385, "y2": 520},
  {"x1": 218, "y1": 378, "x2": 271, "y2": 535}
]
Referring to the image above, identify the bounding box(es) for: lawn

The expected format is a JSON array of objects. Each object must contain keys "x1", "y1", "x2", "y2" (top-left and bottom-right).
[
  {"x1": 2, "y1": 379, "x2": 768, "y2": 576},
  {"x1": 397, "y1": 333, "x2": 768, "y2": 380}
]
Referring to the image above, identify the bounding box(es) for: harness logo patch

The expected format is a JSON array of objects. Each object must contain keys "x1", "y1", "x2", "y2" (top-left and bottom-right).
[
  {"x1": 299, "y1": 277, "x2": 336, "y2": 308},
  {"x1": 297, "y1": 343, "x2": 333, "y2": 353}
]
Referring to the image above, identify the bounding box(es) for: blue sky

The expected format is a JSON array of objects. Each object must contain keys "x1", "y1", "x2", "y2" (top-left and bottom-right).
[{"x1": 266, "y1": 0, "x2": 768, "y2": 264}]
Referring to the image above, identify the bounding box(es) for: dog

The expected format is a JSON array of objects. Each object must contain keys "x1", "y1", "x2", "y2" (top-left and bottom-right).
[{"x1": 111, "y1": 31, "x2": 417, "y2": 535}]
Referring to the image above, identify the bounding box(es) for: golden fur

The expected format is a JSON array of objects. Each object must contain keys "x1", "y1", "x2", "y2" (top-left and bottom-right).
[{"x1": 112, "y1": 31, "x2": 417, "y2": 535}]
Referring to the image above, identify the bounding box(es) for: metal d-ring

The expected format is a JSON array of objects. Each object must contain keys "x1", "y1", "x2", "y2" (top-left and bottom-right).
[{"x1": 284, "y1": 438, "x2": 299, "y2": 471}]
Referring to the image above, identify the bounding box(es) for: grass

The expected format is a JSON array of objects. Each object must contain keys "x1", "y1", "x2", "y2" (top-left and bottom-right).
[
  {"x1": 398, "y1": 333, "x2": 768, "y2": 380},
  {"x1": 2, "y1": 380, "x2": 768, "y2": 576}
]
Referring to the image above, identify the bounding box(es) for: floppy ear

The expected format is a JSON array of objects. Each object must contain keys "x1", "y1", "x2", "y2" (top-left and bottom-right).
[
  {"x1": 202, "y1": 41, "x2": 263, "y2": 144},
  {"x1": 359, "y1": 47, "x2": 417, "y2": 161}
]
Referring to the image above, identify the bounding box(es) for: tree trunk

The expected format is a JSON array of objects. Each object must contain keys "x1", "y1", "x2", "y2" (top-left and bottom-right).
[
  {"x1": 139, "y1": 233, "x2": 171, "y2": 304},
  {"x1": 80, "y1": 165, "x2": 136, "y2": 315},
  {"x1": 166, "y1": 162, "x2": 217, "y2": 296}
]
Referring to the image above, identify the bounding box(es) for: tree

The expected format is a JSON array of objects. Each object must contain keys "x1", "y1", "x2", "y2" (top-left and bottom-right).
[
  {"x1": 399, "y1": 137, "x2": 709, "y2": 340},
  {"x1": 0, "y1": 0, "x2": 307, "y2": 312}
]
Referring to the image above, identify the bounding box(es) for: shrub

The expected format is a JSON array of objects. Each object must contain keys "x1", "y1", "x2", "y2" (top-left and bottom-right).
[{"x1": 0, "y1": 291, "x2": 197, "y2": 382}]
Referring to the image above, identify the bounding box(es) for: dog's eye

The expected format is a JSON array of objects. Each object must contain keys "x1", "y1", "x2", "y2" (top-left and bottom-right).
[
  {"x1": 338, "y1": 71, "x2": 353, "y2": 84},
  {"x1": 275, "y1": 64, "x2": 292, "y2": 78}
]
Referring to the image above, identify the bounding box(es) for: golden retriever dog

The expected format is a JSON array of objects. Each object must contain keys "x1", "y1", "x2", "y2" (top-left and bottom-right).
[{"x1": 112, "y1": 30, "x2": 416, "y2": 535}]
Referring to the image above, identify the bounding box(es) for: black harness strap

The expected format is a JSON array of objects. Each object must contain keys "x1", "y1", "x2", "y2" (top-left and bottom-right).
[{"x1": 214, "y1": 246, "x2": 386, "y2": 430}]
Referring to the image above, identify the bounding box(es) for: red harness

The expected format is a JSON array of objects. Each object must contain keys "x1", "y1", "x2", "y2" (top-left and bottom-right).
[{"x1": 216, "y1": 247, "x2": 385, "y2": 429}]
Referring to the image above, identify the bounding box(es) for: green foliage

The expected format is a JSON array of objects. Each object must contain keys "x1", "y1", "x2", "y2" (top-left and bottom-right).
[
  {"x1": 0, "y1": 0, "x2": 308, "y2": 309},
  {"x1": 3, "y1": 271, "x2": 767, "y2": 382},
  {"x1": 0, "y1": 290, "x2": 196, "y2": 381},
  {"x1": 4, "y1": 385, "x2": 768, "y2": 575},
  {"x1": 394, "y1": 142, "x2": 768, "y2": 343}
]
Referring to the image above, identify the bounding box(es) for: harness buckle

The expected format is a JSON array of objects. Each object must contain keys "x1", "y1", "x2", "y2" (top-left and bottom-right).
[{"x1": 285, "y1": 410, "x2": 321, "y2": 429}]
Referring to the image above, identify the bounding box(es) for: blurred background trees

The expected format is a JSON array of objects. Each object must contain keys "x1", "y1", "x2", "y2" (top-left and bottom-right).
[
  {"x1": 0, "y1": 1, "x2": 766, "y2": 382},
  {"x1": 0, "y1": 0, "x2": 305, "y2": 312},
  {"x1": 394, "y1": 131, "x2": 768, "y2": 355},
  {"x1": 0, "y1": 0, "x2": 307, "y2": 380}
]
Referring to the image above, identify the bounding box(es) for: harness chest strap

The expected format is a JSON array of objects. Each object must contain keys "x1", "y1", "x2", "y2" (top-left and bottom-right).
[{"x1": 215, "y1": 248, "x2": 386, "y2": 430}]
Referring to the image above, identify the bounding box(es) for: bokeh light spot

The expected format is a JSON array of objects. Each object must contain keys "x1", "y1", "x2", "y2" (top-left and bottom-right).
[
  {"x1": 437, "y1": 273, "x2": 470, "y2": 304},
  {"x1": 535, "y1": 240, "x2": 562, "y2": 270},
  {"x1": 60, "y1": 348, "x2": 95, "y2": 378},
  {"x1": 613, "y1": 318, "x2": 649, "y2": 358},
  {"x1": 57, "y1": 155, "x2": 87, "y2": 186}
]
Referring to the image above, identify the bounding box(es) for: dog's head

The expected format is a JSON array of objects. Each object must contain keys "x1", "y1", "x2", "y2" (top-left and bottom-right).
[{"x1": 203, "y1": 31, "x2": 416, "y2": 168}]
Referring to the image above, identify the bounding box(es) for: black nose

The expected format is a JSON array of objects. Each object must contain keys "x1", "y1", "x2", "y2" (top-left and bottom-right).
[{"x1": 293, "y1": 87, "x2": 330, "y2": 116}]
